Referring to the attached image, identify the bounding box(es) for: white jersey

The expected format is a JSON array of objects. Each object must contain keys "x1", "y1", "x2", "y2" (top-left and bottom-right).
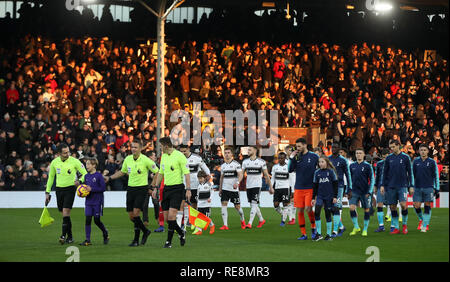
[
  {"x1": 271, "y1": 163, "x2": 290, "y2": 189},
  {"x1": 186, "y1": 153, "x2": 210, "y2": 189},
  {"x1": 242, "y1": 157, "x2": 267, "y2": 189},
  {"x1": 197, "y1": 181, "x2": 213, "y2": 208},
  {"x1": 221, "y1": 160, "x2": 242, "y2": 192}
]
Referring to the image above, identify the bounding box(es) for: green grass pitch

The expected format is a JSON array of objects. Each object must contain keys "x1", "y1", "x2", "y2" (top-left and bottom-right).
[{"x1": 0, "y1": 207, "x2": 448, "y2": 262}]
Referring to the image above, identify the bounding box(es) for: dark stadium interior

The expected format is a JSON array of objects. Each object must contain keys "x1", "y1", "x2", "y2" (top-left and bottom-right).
[{"x1": 0, "y1": 0, "x2": 448, "y2": 192}]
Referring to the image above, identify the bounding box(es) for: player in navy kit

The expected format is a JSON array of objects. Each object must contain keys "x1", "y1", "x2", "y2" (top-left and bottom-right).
[
  {"x1": 79, "y1": 158, "x2": 109, "y2": 246},
  {"x1": 380, "y1": 140, "x2": 414, "y2": 235},
  {"x1": 328, "y1": 144, "x2": 352, "y2": 236},
  {"x1": 412, "y1": 144, "x2": 440, "y2": 232},
  {"x1": 348, "y1": 149, "x2": 374, "y2": 237},
  {"x1": 311, "y1": 157, "x2": 339, "y2": 241}
]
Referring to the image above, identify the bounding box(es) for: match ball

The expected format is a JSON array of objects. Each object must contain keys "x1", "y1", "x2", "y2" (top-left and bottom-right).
[{"x1": 76, "y1": 184, "x2": 90, "y2": 198}]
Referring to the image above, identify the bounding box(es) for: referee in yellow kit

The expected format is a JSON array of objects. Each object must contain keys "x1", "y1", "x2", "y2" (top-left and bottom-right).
[
  {"x1": 152, "y1": 137, "x2": 191, "y2": 248},
  {"x1": 105, "y1": 140, "x2": 159, "y2": 246},
  {"x1": 45, "y1": 143, "x2": 88, "y2": 244}
]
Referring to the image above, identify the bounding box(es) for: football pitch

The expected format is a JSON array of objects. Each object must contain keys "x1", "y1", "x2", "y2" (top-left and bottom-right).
[{"x1": 0, "y1": 208, "x2": 448, "y2": 262}]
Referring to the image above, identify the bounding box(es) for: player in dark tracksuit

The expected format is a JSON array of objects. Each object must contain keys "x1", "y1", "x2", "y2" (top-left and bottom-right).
[
  {"x1": 412, "y1": 144, "x2": 440, "y2": 233},
  {"x1": 348, "y1": 149, "x2": 374, "y2": 237},
  {"x1": 380, "y1": 140, "x2": 414, "y2": 235},
  {"x1": 80, "y1": 158, "x2": 109, "y2": 246}
]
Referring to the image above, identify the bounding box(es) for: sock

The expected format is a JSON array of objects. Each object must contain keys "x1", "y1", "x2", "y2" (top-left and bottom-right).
[
  {"x1": 94, "y1": 216, "x2": 108, "y2": 236},
  {"x1": 275, "y1": 206, "x2": 282, "y2": 215},
  {"x1": 350, "y1": 210, "x2": 359, "y2": 229},
  {"x1": 415, "y1": 208, "x2": 423, "y2": 221},
  {"x1": 133, "y1": 220, "x2": 141, "y2": 242},
  {"x1": 158, "y1": 207, "x2": 164, "y2": 226},
  {"x1": 85, "y1": 216, "x2": 92, "y2": 241},
  {"x1": 282, "y1": 206, "x2": 288, "y2": 222},
  {"x1": 256, "y1": 206, "x2": 264, "y2": 222},
  {"x1": 249, "y1": 203, "x2": 258, "y2": 225},
  {"x1": 67, "y1": 217, "x2": 72, "y2": 238},
  {"x1": 401, "y1": 209, "x2": 408, "y2": 226},
  {"x1": 237, "y1": 207, "x2": 245, "y2": 221},
  {"x1": 288, "y1": 203, "x2": 295, "y2": 220},
  {"x1": 316, "y1": 219, "x2": 322, "y2": 235},
  {"x1": 298, "y1": 211, "x2": 306, "y2": 235},
  {"x1": 333, "y1": 214, "x2": 340, "y2": 233},
  {"x1": 167, "y1": 220, "x2": 175, "y2": 243},
  {"x1": 134, "y1": 216, "x2": 149, "y2": 233},
  {"x1": 326, "y1": 221, "x2": 332, "y2": 236},
  {"x1": 62, "y1": 216, "x2": 70, "y2": 238},
  {"x1": 387, "y1": 206, "x2": 391, "y2": 217},
  {"x1": 184, "y1": 206, "x2": 189, "y2": 226},
  {"x1": 221, "y1": 206, "x2": 228, "y2": 226},
  {"x1": 398, "y1": 204, "x2": 402, "y2": 221},
  {"x1": 338, "y1": 209, "x2": 344, "y2": 229},
  {"x1": 391, "y1": 210, "x2": 399, "y2": 229},
  {"x1": 308, "y1": 210, "x2": 316, "y2": 229},
  {"x1": 176, "y1": 211, "x2": 183, "y2": 227},
  {"x1": 423, "y1": 206, "x2": 431, "y2": 228},
  {"x1": 363, "y1": 212, "x2": 370, "y2": 231},
  {"x1": 377, "y1": 207, "x2": 384, "y2": 226}
]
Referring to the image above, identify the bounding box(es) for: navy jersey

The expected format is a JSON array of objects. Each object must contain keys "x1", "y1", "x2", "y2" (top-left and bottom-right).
[
  {"x1": 329, "y1": 154, "x2": 352, "y2": 190},
  {"x1": 288, "y1": 151, "x2": 319, "y2": 190},
  {"x1": 374, "y1": 160, "x2": 385, "y2": 188},
  {"x1": 84, "y1": 172, "x2": 106, "y2": 206},
  {"x1": 381, "y1": 152, "x2": 414, "y2": 189},
  {"x1": 313, "y1": 168, "x2": 338, "y2": 198},
  {"x1": 412, "y1": 157, "x2": 439, "y2": 190},
  {"x1": 349, "y1": 161, "x2": 374, "y2": 195}
]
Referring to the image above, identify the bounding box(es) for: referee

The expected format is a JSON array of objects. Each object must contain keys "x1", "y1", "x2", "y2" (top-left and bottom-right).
[
  {"x1": 105, "y1": 140, "x2": 159, "y2": 247},
  {"x1": 152, "y1": 137, "x2": 191, "y2": 248},
  {"x1": 45, "y1": 143, "x2": 87, "y2": 244}
]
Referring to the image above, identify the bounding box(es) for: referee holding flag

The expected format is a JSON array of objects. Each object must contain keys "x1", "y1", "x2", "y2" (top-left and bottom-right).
[
  {"x1": 152, "y1": 137, "x2": 191, "y2": 248},
  {"x1": 45, "y1": 143, "x2": 88, "y2": 244},
  {"x1": 105, "y1": 140, "x2": 159, "y2": 246}
]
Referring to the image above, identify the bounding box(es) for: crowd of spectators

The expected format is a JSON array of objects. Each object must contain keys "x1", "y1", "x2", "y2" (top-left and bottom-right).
[{"x1": 0, "y1": 34, "x2": 448, "y2": 191}]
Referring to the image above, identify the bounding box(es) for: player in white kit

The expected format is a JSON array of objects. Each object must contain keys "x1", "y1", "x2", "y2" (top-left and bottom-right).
[
  {"x1": 286, "y1": 145, "x2": 297, "y2": 224},
  {"x1": 219, "y1": 147, "x2": 246, "y2": 230},
  {"x1": 242, "y1": 145, "x2": 274, "y2": 229},
  {"x1": 271, "y1": 152, "x2": 291, "y2": 226}
]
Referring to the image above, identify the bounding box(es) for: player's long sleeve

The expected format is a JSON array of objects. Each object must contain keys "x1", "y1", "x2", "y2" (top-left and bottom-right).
[
  {"x1": 46, "y1": 162, "x2": 56, "y2": 193},
  {"x1": 434, "y1": 160, "x2": 440, "y2": 191},
  {"x1": 270, "y1": 167, "x2": 275, "y2": 187},
  {"x1": 368, "y1": 165, "x2": 375, "y2": 194},
  {"x1": 381, "y1": 156, "x2": 389, "y2": 187},
  {"x1": 76, "y1": 160, "x2": 88, "y2": 183},
  {"x1": 288, "y1": 157, "x2": 296, "y2": 173},
  {"x1": 406, "y1": 155, "x2": 414, "y2": 188},
  {"x1": 200, "y1": 161, "x2": 211, "y2": 175},
  {"x1": 344, "y1": 159, "x2": 352, "y2": 192}
]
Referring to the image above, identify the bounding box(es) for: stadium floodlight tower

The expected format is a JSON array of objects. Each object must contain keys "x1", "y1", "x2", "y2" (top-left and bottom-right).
[{"x1": 137, "y1": 0, "x2": 185, "y2": 155}]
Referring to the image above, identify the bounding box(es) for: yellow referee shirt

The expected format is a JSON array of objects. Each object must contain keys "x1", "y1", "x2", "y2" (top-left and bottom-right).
[
  {"x1": 121, "y1": 154, "x2": 159, "y2": 187},
  {"x1": 159, "y1": 149, "x2": 190, "y2": 186}
]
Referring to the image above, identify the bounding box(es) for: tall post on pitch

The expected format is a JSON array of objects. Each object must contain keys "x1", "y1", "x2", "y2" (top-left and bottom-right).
[
  {"x1": 137, "y1": 0, "x2": 183, "y2": 155},
  {"x1": 156, "y1": 0, "x2": 167, "y2": 156}
]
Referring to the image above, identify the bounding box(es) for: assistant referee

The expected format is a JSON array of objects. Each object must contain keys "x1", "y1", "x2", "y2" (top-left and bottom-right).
[
  {"x1": 105, "y1": 140, "x2": 159, "y2": 247},
  {"x1": 45, "y1": 143, "x2": 87, "y2": 244},
  {"x1": 152, "y1": 137, "x2": 191, "y2": 248}
]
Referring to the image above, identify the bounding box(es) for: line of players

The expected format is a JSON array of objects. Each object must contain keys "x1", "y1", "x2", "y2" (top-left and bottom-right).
[{"x1": 175, "y1": 138, "x2": 440, "y2": 242}]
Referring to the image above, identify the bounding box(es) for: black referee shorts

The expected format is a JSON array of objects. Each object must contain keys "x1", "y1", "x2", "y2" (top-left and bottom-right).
[
  {"x1": 161, "y1": 184, "x2": 185, "y2": 211},
  {"x1": 56, "y1": 186, "x2": 77, "y2": 212},
  {"x1": 126, "y1": 186, "x2": 149, "y2": 212}
]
